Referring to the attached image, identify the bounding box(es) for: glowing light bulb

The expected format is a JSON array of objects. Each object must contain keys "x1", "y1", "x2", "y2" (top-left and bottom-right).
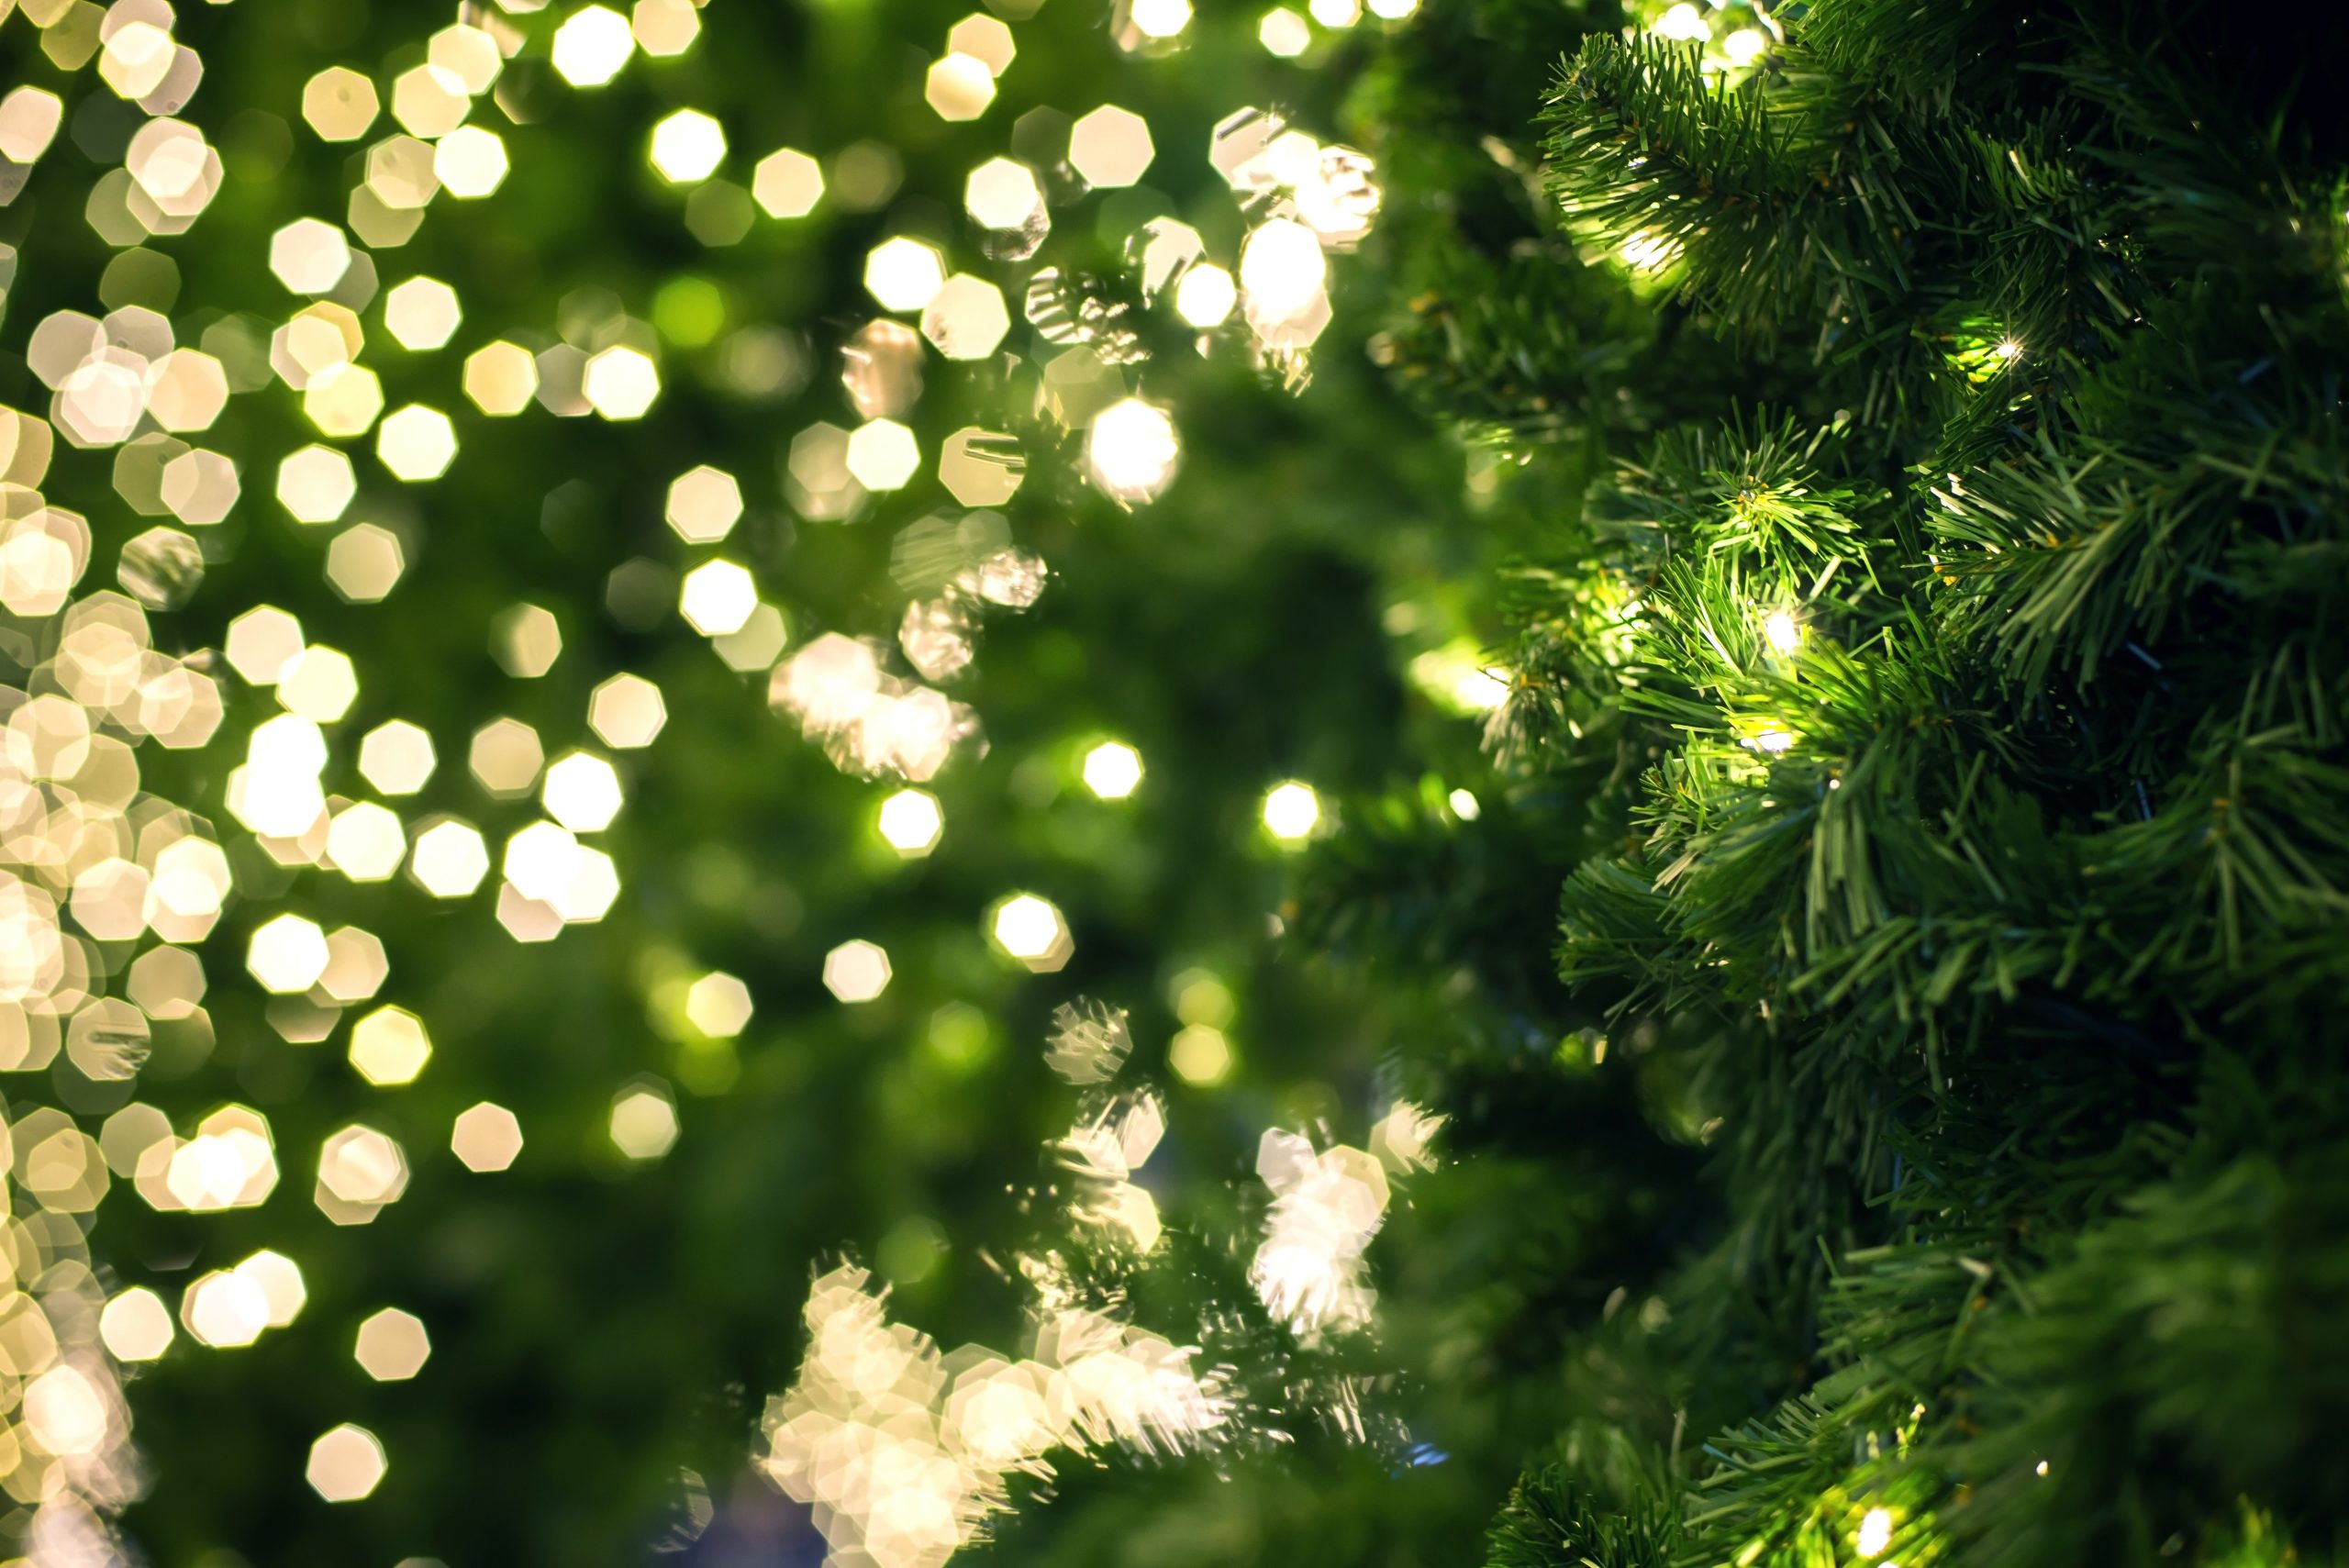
[
  {"x1": 649, "y1": 108, "x2": 726, "y2": 183},
  {"x1": 1764, "y1": 610, "x2": 1799, "y2": 653},
  {"x1": 1083, "y1": 740, "x2": 1143, "y2": 798},
  {"x1": 1174, "y1": 263, "x2": 1237, "y2": 327},
  {"x1": 1263, "y1": 781, "x2": 1319, "y2": 840},
  {"x1": 551, "y1": 6, "x2": 636, "y2": 85},
  {"x1": 877, "y1": 788, "x2": 943, "y2": 855},
  {"x1": 1856, "y1": 1507, "x2": 1893, "y2": 1558},
  {"x1": 1239, "y1": 217, "x2": 1327, "y2": 322},
  {"x1": 1085, "y1": 398, "x2": 1179, "y2": 504},
  {"x1": 1652, "y1": 2, "x2": 1709, "y2": 40},
  {"x1": 1259, "y1": 6, "x2": 1311, "y2": 53},
  {"x1": 1130, "y1": 0, "x2": 1192, "y2": 37},
  {"x1": 990, "y1": 894, "x2": 1071, "y2": 970}
]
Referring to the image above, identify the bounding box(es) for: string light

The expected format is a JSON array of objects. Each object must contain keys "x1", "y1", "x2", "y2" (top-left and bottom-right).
[
  {"x1": 1263, "y1": 781, "x2": 1320, "y2": 840},
  {"x1": 1083, "y1": 740, "x2": 1144, "y2": 798},
  {"x1": 1856, "y1": 1507, "x2": 1894, "y2": 1558}
]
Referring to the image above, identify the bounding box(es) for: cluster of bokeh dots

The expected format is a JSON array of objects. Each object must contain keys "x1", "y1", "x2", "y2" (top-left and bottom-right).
[{"x1": 0, "y1": 0, "x2": 1422, "y2": 1550}]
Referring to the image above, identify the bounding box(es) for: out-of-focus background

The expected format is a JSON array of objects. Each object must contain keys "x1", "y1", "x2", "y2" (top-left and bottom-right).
[{"x1": 0, "y1": 0, "x2": 1552, "y2": 1562}]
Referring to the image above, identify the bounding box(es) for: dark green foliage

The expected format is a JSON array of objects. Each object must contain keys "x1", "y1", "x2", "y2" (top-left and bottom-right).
[
  {"x1": 1320, "y1": 0, "x2": 2349, "y2": 1562},
  {"x1": 1486, "y1": 1460, "x2": 1679, "y2": 1568}
]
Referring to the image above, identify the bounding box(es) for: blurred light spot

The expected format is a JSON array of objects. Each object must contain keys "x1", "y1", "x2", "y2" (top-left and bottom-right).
[
  {"x1": 248, "y1": 913, "x2": 329, "y2": 994},
  {"x1": 752, "y1": 147, "x2": 824, "y2": 218},
  {"x1": 609, "y1": 1080, "x2": 679, "y2": 1160},
  {"x1": 1651, "y1": 1, "x2": 1709, "y2": 39},
  {"x1": 235, "y1": 1249, "x2": 308, "y2": 1329},
  {"x1": 921, "y1": 274, "x2": 1011, "y2": 361},
  {"x1": 469, "y1": 717, "x2": 545, "y2": 796},
  {"x1": 680, "y1": 560, "x2": 758, "y2": 635},
  {"x1": 964, "y1": 158, "x2": 1041, "y2": 229},
  {"x1": 358, "y1": 719, "x2": 435, "y2": 795},
  {"x1": 845, "y1": 418, "x2": 920, "y2": 491},
  {"x1": 685, "y1": 972, "x2": 753, "y2": 1037},
  {"x1": 589, "y1": 673, "x2": 667, "y2": 748},
  {"x1": 269, "y1": 219, "x2": 353, "y2": 295},
  {"x1": 452, "y1": 1102, "x2": 524, "y2": 1172},
  {"x1": 1264, "y1": 781, "x2": 1319, "y2": 840},
  {"x1": 275, "y1": 443, "x2": 357, "y2": 523},
  {"x1": 583, "y1": 345, "x2": 660, "y2": 417},
  {"x1": 1857, "y1": 1508, "x2": 1893, "y2": 1558},
  {"x1": 1070, "y1": 105, "x2": 1154, "y2": 188},
  {"x1": 1174, "y1": 262, "x2": 1237, "y2": 326},
  {"x1": 1085, "y1": 398, "x2": 1178, "y2": 504},
  {"x1": 304, "y1": 362, "x2": 385, "y2": 438},
  {"x1": 1130, "y1": 0, "x2": 1192, "y2": 37},
  {"x1": 327, "y1": 802, "x2": 407, "y2": 882},
  {"x1": 317, "y1": 1124, "x2": 410, "y2": 1219},
  {"x1": 1240, "y1": 216, "x2": 1327, "y2": 321},
  {"x1": 1259, "y1": 7, "x2": 1310, "y2": 53},
  {"x1": 391, "y1": 63, "x2": 470, "y2": 139},
  {"x1": 947, "y1": 13, "x2": 1016, "y2": 72},
  {"x1": 355, "y1": 1308, "x2": 431, "y2": 1381},
  {"x1": 0, "y1": 87, "x2": 64, "y2": 162},
  {"x1": 384, "y1": 276, "x2": 462, "y2": 350},
  {"x1": 823, "y1": 940, "x2": 892, "y2": 1003},
  {"x1": 1169, "y1": 1024, "x2": 1232, "y2": 1085},
  {"x1": 319, "y1": 926, "x2": 391, "y2": 1004},
  {"x1": 409, "y1": 818, "x2": 490, "y2": 897},
  {"x1": 552, "y1": 5, "x2": 636, "y2": 85},
  {"x1": 377, "y1": 404, "x2": 457, "y2": 480},
  {"x1": 350, "y1": 1005, "x2": 431, "y2": 1087},
  {"x1": 865, "y1": 237, "x2": 947, "y2": 313},
  {"x1": 666, "y1": 464, "x2": 744, "y2": 543},
  {"x1": 925, "y1": 52, "x2": 996, "y2": 121},
  {"x1": 279, "y1": 644, "x2": 360, "y2": 722},
  {"x1": 542, "y1": 751, "x2": 623, "y2": 831},
  {"x1": 633, "y1": 0, "x2": 703, "y2": 54},
  {"x1": 462, "y1": 340, "x2": 539, "y2": 415},
  {"x1": 306, "y1": 1423, "x2": 388, "y2": 1502},
  {"x1": 183, "y1": 1268, "x2": 270, "y2": 1348},
  {"x1": 878, "y1": 788, "x2": 943, "y2": 856},
  {"x1": 493, "y1": 603, "x2": 562, "y2": 679},
  {"x1": 429, "y1": 23, "x2": 505, "y2": 91},
  {"x1": 990, "y1": 894, "x2": 1072, "y2": 972},
  {"x1": 1044, "y1": 997, "x2": 1132, "y2": 1083},
  {"x1": 650, "y1": 108, "x2": 727, "y2": 183},
  {"x1": 101, "y1": 1285, "x2": 174, "y2": 1361},
  {"x1": 1083, "y1": 740, "x2": 1142, "y2": 798}
]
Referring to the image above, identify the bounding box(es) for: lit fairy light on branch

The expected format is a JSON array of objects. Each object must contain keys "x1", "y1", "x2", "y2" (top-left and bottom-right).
[
  {"x1": 1248, "y1": 1129, "x2": 1391, "y2": 1339},
  {"x1": 760, "y1": 1006, "x2": 1440, "y2": 1568}
]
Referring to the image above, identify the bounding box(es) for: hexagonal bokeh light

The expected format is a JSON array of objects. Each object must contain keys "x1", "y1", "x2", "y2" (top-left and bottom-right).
[
  {"x1": 989, "y1": 894, "x2": 1073, "y2": 973},
  {"x1": 452, "y1": 1101, "x2": 525, "y2": 1173},
  {"x1": 609, "y1": 1080, "x2": 680, "y2": 1161},
  {"x1": 354, "y1": 1308, "x2": 432, "y2": 1382},
  {"x1": 823, "y1": 940, "x2": 892, "y2": 1003},
  {"x1": 306, "y1": 1423, "x2": 388, "y2": 1502}
]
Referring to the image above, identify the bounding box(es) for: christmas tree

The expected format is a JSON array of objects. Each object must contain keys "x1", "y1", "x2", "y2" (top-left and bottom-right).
[
  {"x1": 4, "y1": 0, "x2": 2345, "y2": 1562},
  {"x1": 1316, "y1": 0, "x2": 2349, "y2": 1563}
]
